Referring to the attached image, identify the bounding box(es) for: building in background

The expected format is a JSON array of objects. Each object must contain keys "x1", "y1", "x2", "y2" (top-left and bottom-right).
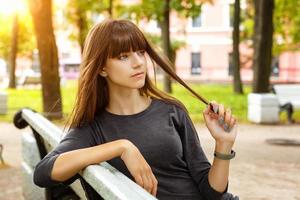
[
  {"x1": 141, "y1": 0, "x2": 300, "y2": 84},
  {"x1": 10, "y1": 0, "x2": 299, "y2": 85}
]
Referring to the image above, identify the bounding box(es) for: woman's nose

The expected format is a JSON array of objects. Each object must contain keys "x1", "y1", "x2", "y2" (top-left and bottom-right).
[{"x1": 132, "y1": 52, "x2": 143, "y2": 68}]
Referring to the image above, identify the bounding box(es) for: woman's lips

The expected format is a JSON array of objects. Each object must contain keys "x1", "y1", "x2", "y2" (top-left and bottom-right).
[{"x1": 131, "y1": 72, "x2": 144, "y2": 78}]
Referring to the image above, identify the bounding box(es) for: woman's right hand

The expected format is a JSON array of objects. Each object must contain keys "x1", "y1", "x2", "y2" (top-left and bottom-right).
[{"x1": 120, "y1": 140, "x2": 158, "y2": 197}]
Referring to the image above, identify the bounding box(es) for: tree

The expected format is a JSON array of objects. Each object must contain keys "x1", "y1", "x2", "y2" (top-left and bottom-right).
[
  {"x1": 66, "y1": 0, "x2": 93, "y2": 53},
  {"x1": 232, "y1": 0, "x2": 243, "y2": 94},
  {"x1": 65, "y1": 0, "x2": 118, "y2": 53},
  {"x1": 252, "y1": 0, "x2": 274, "y2": 93},
  {"x1": 0, "y1": 8, "x2": 35, "y2": 88},
  {"x1": 8, "y1": 14, "x2": 18, "y2": 88},
  {"x1": 160, "y1": 0, "x2": 172, "y2": 93},
  {"x1": 108, "y1": 0, "x2": 113, "y2": 18},
  {"x1": 28, "y1": 0, "x2": 62, "y2": 119},
  {"x1": 0, "y1": 16, "x2": 11, "y2": 60},
  {"x1": 243, "y1": 0, "x2": 300, "y2": 54}
]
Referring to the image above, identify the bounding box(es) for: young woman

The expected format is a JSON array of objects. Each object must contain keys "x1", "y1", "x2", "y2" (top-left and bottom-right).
[{"x1": 33, "y1": 19, "x2": 238, "y2": 200}]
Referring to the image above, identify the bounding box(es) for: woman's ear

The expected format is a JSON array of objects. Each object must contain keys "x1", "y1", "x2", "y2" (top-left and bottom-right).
[{"x1": 99, "y1": 67, "x2": 107, "y2": 77}]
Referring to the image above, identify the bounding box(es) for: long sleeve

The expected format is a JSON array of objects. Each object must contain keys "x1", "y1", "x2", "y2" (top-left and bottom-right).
[
  {"x1": 33, "y1": 126, "x2": 96, "y2": 188},
  {"x1": 173, "y1": 105, "x2": 228, "y2": 200}
]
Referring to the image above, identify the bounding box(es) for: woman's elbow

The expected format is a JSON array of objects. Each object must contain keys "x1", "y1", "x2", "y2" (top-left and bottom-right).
[
  {"x1": 33, "y1": 167, "x2": 47, "y2": 187},
  {"x1": 33, "y1": 163, "x2": 57, "y2": 188}
]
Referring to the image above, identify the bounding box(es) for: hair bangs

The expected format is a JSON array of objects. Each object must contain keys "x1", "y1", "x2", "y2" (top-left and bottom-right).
[{"x1": 107, "y1": 21, "x2": 147, "y2": 58}]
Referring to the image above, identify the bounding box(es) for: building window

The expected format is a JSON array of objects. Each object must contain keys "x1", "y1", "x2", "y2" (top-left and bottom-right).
[
  {"x1": 191, "y1": 52, "x2": 201, "y2": 75},
  {"x1": 271, "y1": 57, "x2": 279, "y2": 77},
  {"x1": 192, "y1": 14, "x2": 202, "y2": 27},
  {"x1": 228, "y1": 52, "x2": 233, "y2": 76}
]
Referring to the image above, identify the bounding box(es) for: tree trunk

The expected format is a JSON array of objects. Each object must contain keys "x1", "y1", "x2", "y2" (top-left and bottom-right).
[
  {"x1": 28, "y1": 0, "x2": 63, "y2": 119},
  {"x1": 252, "y1": 0, "x2": 274, "y2": 93},
  {"x1": 160, "y1": 0, "x2": 172, "y2": 93},
  {"x1": 108, "y1": 0, "x2": 113, "y2": 18},
  {"x1": 8, "y1": 14, "x2": 18, "y2": 89},
  {"x1": 232, "y1": 0, "x2": 243, "y2": 94},
  {"x1": 75, "y1": 6, "x2": 88, "y2": 54}
]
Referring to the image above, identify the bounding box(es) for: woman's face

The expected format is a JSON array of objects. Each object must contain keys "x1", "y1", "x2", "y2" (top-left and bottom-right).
[{"x1": 101, "y1": 50, "x2": 147, "y2": 89}]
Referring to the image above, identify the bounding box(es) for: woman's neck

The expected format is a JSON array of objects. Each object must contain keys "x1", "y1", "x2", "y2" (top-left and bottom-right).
[{"x1": 106, "y1": 90, "x2": 151, "y2": 115}]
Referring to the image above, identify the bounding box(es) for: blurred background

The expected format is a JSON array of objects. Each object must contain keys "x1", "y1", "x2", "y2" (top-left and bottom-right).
[{"x1": 0, "y1": 0, "x2": 299, "y2": 199}]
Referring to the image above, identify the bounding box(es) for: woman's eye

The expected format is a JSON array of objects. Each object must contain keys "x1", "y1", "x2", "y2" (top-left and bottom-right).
[
  {"x1": 137, "y1": 50, "x2": 145, "y2": 56},
  {"x1": 118, "y1": 54, "x2": 128, "y2": 60}
]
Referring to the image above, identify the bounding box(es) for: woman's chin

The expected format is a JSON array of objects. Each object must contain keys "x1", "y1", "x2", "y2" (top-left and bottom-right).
[{"x1": 129, "y1": 81, "x2": 146, "y2": 89}]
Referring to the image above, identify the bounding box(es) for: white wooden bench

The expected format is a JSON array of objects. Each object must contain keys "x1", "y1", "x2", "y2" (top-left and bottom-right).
[
  {"x1": 13, "y1": 108, "x2": 158, "y2": 200},
  {"x1": 18, "y1": 74, "x2": 41, "y2": 86},
  {"x1": 272, "y1": 84, "x2": 300, "y2": 123}
]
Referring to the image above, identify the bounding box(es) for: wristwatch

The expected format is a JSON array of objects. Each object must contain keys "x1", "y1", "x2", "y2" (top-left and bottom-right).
[{"x1": 214, "y1": 150, "x2": 236, "y2": 160}]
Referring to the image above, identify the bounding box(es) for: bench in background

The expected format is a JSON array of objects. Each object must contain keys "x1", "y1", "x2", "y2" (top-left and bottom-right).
[
  {"x1": 18, "y1": 74, "x2": 41, "y2": 86},
  {"x1": 272, "y1": 84, "x2": 300, "y2": 123},
  {"x1": 0, "y1": 91, "x2": 7, "y2": 115},
  {"x1": 13, "y1": 108, "x2": 158, "y2": 200}
]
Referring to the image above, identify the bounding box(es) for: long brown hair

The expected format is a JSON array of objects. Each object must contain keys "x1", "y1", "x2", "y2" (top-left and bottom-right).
[{"x1": 66, "y1": 19, "x2": 209, "y2": 129}]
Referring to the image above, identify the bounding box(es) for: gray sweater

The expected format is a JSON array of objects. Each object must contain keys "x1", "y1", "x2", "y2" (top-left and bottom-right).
[{"x1": 33, "y1": 98, "x2": 227, "y2": 200}]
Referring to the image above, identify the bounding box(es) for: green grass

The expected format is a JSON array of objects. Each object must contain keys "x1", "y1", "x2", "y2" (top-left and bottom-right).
[
  {"x1": 170, "y1": 83, "x2": 252, "y2": 123},
  {"x1": 1, "y1": 81, "x2": 299, "y2": 124},
  {"x1": 0, "y1": 81, "x2": 77, "y2": 123}
]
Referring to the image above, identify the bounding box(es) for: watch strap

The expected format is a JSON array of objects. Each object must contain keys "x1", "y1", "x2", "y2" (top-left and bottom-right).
[{"x1": 214, "y1": 150, "x2": 236, "y2": 160}]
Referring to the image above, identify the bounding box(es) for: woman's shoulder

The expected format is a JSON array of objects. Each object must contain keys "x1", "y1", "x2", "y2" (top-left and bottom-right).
[{"x1": 66, "y1": 119, "x2": 99, "y2": 137}]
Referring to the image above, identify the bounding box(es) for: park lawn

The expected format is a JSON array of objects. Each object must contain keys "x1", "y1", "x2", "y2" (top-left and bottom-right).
[
  {"x1": 0, "y1": 81, "x2": 299, "y2": 124},
  {"x1": 170, "y1": 82, "x2": 251, "y2": 123},
  {"x1": 0, "y1": 81, "x2": 77, "y2": 123}
]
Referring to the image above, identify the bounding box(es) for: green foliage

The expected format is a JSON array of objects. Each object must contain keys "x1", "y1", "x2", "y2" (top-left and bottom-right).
[
  {"x1": 116, "y1": 4, "x2": 146, "y2": 22},
  {"x1": 124, "y1": 0, "x2": 206, "y2": 23},
  {"x1": 64, "y1": 0, "x2": 126, "y2": 44},
  {"x1": 0, "y1": 16, "x2": 11, "y2": 59},
  {"x1": 64, "y1": 0, "x2": 98, "y2": 43},
  {"x1": 241, "y1": 0, "x2": 300, "y2": 54},
  {"x1": 273, "y1": 0, "x2": 300, "y2": 54},
  {"x1": 0, "y1": 13, "x2": 35, "y2": 60},
  {"x1": 170, "y1": 0, "x2": 205, "y2": 18},
  {"x1": 240, "y1": 0, "x2": 253, "y2": 43},
  {"x1": 17, "y1": 14, "x2": 36, "y2": 56},
  {"x1": 135, "y1": 0, "x2": 164, "y2": 22},
  {"x1": 144, "y1": 32, "x2": 186, "y2": 53}
]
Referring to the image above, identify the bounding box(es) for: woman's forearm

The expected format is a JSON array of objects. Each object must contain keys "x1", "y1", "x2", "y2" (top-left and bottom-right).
[
  {"x1": 51, "y1": 139, "x2": 130, "y2": 182},
  {"x1": 208, "y1": 142, "x2": 232, "y2": 193}
]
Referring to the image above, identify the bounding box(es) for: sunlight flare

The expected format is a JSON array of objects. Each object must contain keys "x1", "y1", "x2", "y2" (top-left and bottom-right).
[{"x1": 0, "y1": 0, "x2": 28, "y2": 16}]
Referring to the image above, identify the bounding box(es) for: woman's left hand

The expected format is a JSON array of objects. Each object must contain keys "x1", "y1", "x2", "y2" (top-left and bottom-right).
[{"x1": 203, "y1": 101, "x2": 238, "y2": 150}]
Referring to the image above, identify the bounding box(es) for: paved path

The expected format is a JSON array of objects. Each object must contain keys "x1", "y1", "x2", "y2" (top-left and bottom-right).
[{"x1": 0, "y1": 122, "x2": 299, "y2": 200}]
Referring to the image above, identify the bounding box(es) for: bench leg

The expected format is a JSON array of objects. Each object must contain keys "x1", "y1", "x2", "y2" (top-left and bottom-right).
[
  {"x1": 280, "y1": 103, "x2": 294, "y2": 124},
  {"x1": 0, "y1": 144, "x2": 4, "y2": 164}
]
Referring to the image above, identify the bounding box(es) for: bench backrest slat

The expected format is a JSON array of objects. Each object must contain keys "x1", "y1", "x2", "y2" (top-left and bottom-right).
[{"x1": 273, "y1": 84, "x2": 300, "y2": 107}]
